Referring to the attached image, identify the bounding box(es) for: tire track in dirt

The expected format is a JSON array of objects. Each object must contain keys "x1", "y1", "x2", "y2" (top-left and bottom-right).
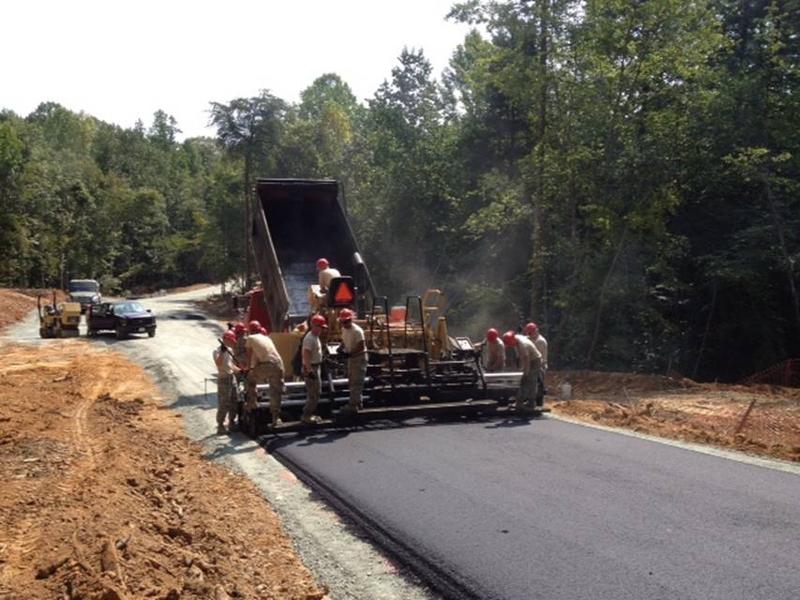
[{"x1": 0, "y1": 350, "x2": 114, "y2": 596}]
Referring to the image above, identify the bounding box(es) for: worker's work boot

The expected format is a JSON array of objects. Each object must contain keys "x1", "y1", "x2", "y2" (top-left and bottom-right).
[
  {"x1": 301, "y1": 415, "x2": 322, "y2": 425},
  {"x1": 271, "y1": 417, "x2": 283, "y2": 428},
  {"x1": 216, "y1": 424, "x2": 226, "y2": 435}
]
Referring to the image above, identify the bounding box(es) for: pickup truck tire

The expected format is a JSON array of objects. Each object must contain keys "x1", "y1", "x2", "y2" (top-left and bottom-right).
[
  {"x1": 115, "y1": 326, "x2": 125, "y2": 340},
  {"x1": 86, "y1": 328, "x2": 95, "y2": 338},
  {"x1": 147, "y1": 328, "x2": 156, "y2": 338}
]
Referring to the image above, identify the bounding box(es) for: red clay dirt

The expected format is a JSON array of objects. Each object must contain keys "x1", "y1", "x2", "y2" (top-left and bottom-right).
[
  {"x1": 547, "y1": 370, "x2": 800, "y2": 462},
  {"x1": 0, "y1": 341, "x2": 324, "y2": 600}
]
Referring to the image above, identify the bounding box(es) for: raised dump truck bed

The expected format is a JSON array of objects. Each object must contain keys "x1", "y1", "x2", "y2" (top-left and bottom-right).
[{"x1": 252, "y1": 178, "x2": 374, "y2": 331}]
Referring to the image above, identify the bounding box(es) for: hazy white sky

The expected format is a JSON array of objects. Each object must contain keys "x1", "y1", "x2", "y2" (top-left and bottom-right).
[{"x1": 2, "y1": 0, "x2": 475, "y2": 139}]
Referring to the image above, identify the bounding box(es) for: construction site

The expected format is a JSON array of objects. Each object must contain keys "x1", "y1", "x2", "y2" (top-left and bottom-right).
[{"x1": 1, "y1": 179, "x2": 799, "y2": 600}]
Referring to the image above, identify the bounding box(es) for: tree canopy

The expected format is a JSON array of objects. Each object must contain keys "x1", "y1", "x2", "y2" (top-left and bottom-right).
[{"x1": 1, "y1": 0, "x2": 798, "y2": 382}]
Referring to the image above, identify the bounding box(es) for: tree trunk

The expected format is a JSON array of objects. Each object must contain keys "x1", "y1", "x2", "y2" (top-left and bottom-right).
[
  {"x1": 586, "y1": 228, "x2": 627, "y2": 367},
  {"x1": 764, "y1": 179, "x2": 800, "y2": 334},
  {"x1": 243, "y1": 153, "x2": 252, "y2": 290},
  {"x1": 692, "y1": 281, "x2": 718, "y2": 380},
  {"x1": 530, "y1": 0, "x2": 550, "y2": 322}
]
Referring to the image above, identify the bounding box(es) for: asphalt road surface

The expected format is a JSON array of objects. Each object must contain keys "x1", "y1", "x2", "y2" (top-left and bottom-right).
[{"x1": 270, "y1": 415, "x2": 800, "y2": 600}]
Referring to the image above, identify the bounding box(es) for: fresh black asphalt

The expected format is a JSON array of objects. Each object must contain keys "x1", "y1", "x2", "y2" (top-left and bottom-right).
[{"x1": 269, "y1": 416, "x2": 800, "y2": 600}]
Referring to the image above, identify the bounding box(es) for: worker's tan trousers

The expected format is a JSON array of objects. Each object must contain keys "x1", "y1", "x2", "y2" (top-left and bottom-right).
[
  {"x1": 517, "y1": 358, "x2": 542, "y2": 408},
  {"x1": 247, "y1": 361, "x2": 283, "y2": 421},
  {"x1": 216, "y1": 374, "x2": 237, "y2": 426},
  {"x1": 347, "y1": 355, "x2": 367, "y2": 409},
  {"x1": 303, "y1": 366, "x2": 321, "y2": 419}
]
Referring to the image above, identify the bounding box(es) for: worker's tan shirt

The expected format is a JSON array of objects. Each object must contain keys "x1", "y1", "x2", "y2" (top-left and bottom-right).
[
  {"x1": 245, "y1": 333, "x2": 284, "y2": 371},
  {"x1": 515, "y1": 335, "x2": 542, "y2": 376},
  {"x1": 318, "y1": 267, "x2": 341, "y2": 289},
  {"x1": 530, "y1": 334, "x2": 548, "y2": 370},
  {"x1": 485, "y1": 338, "x2": 506, "y2": 372},
  {"x1": 341, "y1": 322, "x2": 365, "y2": 354}
]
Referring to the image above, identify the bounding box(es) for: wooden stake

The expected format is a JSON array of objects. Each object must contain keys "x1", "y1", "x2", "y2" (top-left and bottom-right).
[{"x1": 733, "y1": 397, "x2": 758, "y2": 435}]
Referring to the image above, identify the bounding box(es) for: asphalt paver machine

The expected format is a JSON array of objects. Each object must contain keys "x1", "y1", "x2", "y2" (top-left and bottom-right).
[{"x1": 240, "y1": 179, "x2": 532, "y2": 435}]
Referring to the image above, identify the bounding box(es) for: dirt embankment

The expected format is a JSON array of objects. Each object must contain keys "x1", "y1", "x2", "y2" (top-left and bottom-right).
[
  {"x1": 547, "y1": 370, "x2": 800, "y2": 462},
  {"x1": 0, "y1": 289, "x2": 70, "y2": 331},
  {"x1": 0, "y1": 342, "x2": 324, "y2": 600}
]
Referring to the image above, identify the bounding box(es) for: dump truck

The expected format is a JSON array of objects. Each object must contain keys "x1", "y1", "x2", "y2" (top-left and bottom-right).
[{"x1": 241, "y1": 178, "x2": 533, "y2": 433}]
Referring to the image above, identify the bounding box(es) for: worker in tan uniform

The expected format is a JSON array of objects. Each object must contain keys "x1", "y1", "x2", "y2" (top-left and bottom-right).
[
  {"x1": 338, "y1": 308, "x2": 367, "y2": 414},
  {"x1": 213, "y1": 330, "x2": 241, "y2": 434},
  {"x1": 301, "y1": 314, "x2": 327, "y2": 424},
  {"x1": 525, "y1": 321, "x2": 549, "y2": 393},
  {"x1": 503, "y1": 331, "x2": 543, "y2": 411},
  {"x1": 481, "y1": 328, "x2": 506, "y2": 373},
  {"x1": 245, "y1": 320, "x2": 285, "y2": 427},
  {"x1": 233, "y1": 322, "x2": 248, "y2": 366},
  {"x1": 316, "y1": 257, "x2": 341, "y2": 292}
]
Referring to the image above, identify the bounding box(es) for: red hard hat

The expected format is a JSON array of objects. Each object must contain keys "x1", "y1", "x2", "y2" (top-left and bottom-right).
[
  {"x1": 311, "y1": 314, "x2": 328, "y2": 328},
  {"x1": 486, "y1": 328, "x2": 499, "y2": 342},
  {"x1": 524, "y1": 322, "x2": 539, "y2": 335},
  {"x1": 234, "y1": 322, "x2": 246, "y2": 335},
  {"x1": 502, "y1": 331, "x2": 517, "y2": 346},
  {"x1": 338, "y1": 308, "x2": 355, "y2": 322},
  {"x1": 223, "y1": 331, "x2": 237, "y2": 344},
  {"x1": 316, "y1": 258, "x2": 329, "y2": 270},
  {"x1": 248, "y1": 320, "x2": 262, "y2": 333}
]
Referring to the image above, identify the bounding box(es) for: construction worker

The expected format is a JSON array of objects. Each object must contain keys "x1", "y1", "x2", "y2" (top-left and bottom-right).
[
  {"x1": 213, "y1": 331, "x2": 240, "y2": 434},
  {"x1": 338, "y1": 308, "x2": 367, "y2": 414},
  {"x1": 503, "y1": 330, "x2": 543, "y2": 411},
  {"x1": 481, "y1": 328, "x2": 506, "y2": 373},
  {"x1": 233, "y1": 322, "x2": 248, "y2": 366},
  {"x1": 316, "y1": 258, "x2": 341, "y2": 292},
  {"x1": 301, "y1": 314, "x2": 327, "y2": 424},
  {"x1": 525, "y1": 321, "x2": 549, "y2": 393},
  {"x1": 245, "y1": 320, "x2": 285, "y2": 427},
  {"x1": 524, "y1": 322, "x2": 548, "y2": 371}
]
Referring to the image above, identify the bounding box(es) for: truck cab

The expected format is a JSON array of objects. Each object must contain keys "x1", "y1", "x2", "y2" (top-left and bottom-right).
[{"x1": 67, "y1": 279, "x2": 101, "y2": 313}]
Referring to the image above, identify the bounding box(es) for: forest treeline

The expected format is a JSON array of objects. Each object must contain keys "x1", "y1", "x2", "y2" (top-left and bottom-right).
[{"x1": 1, "y1": 0, "x2": 798, "y2": 381}]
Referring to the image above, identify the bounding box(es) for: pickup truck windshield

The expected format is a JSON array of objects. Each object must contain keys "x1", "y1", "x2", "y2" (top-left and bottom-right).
[
  {"x1": 115, "y1": 302, "x2": 146, "y2": 315},
  {"x1": 68, "y1": 281, "x2": 99, "y2": 292}
]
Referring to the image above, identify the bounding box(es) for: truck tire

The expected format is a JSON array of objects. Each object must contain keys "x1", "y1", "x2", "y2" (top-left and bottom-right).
[
  {"x1": 147, "y1": 328, "x2": 156, "y2": 338},
  {"x1": 115, "y1": 325, "x2": 125, "y2": 340}
]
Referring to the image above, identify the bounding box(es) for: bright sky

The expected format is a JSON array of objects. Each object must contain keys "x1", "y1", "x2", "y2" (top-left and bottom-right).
[{"x1": 2, "y1": 0, "x2": 475, "y2": 139}]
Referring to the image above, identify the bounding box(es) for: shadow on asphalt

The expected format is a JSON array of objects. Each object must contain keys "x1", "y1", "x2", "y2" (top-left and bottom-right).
[
  {"x1": 262, "y1": 413, "x2": 540, "y2": 452},
  {"x1": 484, "y1": 415, "x2": 537, "y2": 429}
]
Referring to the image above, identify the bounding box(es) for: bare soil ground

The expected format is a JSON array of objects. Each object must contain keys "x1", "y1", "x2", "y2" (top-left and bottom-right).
[
  {"x1": 547, "y1": 370, "x2": 800, "y2": 462},
  {"x1": 0, "y1": 341, "x2": 324, "y2": 600},
  {"x1": 0, "y1": 289, "x2": 68, "y2": 332}
]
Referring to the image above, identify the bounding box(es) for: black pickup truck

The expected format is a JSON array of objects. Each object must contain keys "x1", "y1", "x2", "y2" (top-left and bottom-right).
[{"x1": 87, "y1": 301, "x2": 156, "y2": 339}]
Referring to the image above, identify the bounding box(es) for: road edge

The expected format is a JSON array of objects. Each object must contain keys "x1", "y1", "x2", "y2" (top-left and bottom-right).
[
  {"x1": 546, "y1": 411, "x2": 800, "y2": 476},
  {"x1": 267, "y1": 441, "x2": 489, "y2": 600}
]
